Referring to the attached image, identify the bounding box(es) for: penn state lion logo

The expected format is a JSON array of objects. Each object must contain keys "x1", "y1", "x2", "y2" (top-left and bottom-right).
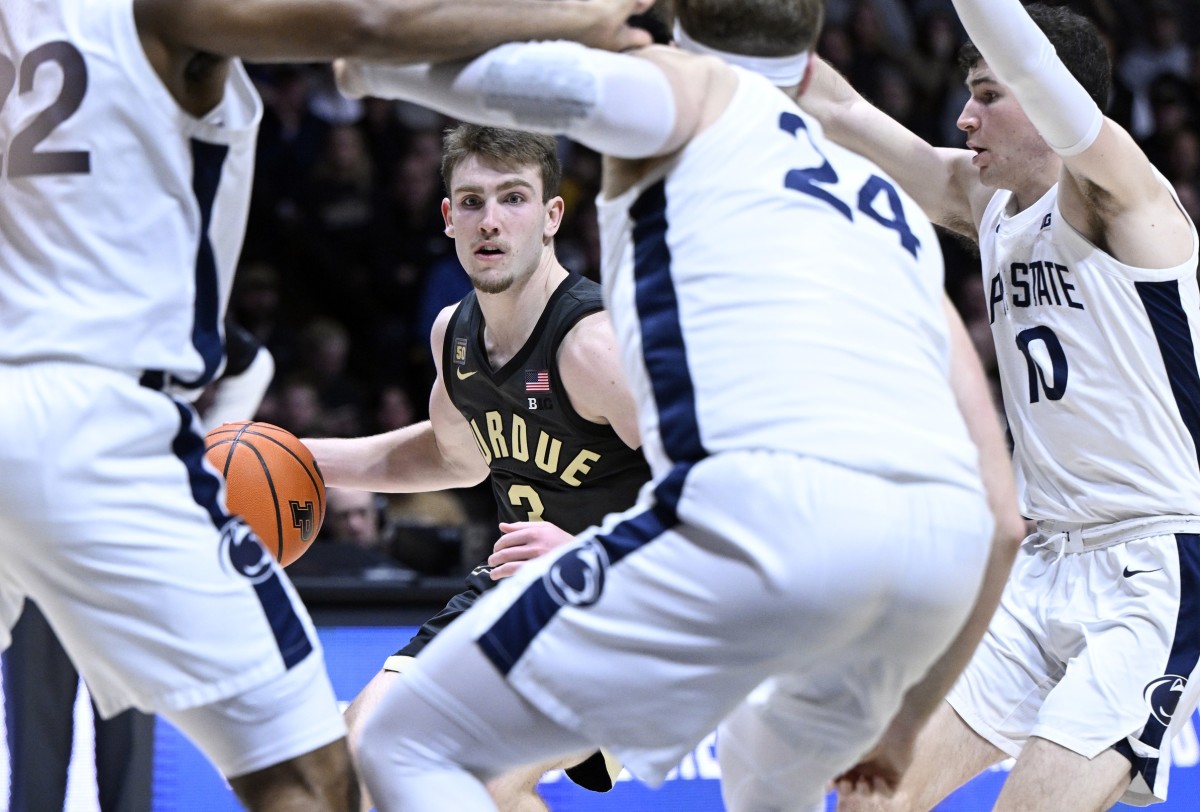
[
  {"x1": 1143, "y1": 675, "x2": 1188, "y2": 726},
  {"x1": 221, "y1": 518, "x2": 273, "y2": 585},
  {"x1": 544, "y1": 538, "x2": 609, "y2": 607}
]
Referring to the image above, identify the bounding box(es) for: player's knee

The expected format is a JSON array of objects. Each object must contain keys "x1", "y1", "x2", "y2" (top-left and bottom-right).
[
  {"x1": 355, "y1": 695, "x2": 417, "y2": 788},
  {"x1": 342, "y1": 699, "x2": 368, "y2": 760},
  {"x1": 344, "y1": 669, "x2": 401, "y2": 760},
  {"x1": 230, "y1": 738, "x2": 360, "y2": 812}
]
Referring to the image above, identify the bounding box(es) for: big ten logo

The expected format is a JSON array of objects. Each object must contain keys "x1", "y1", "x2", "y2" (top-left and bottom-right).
[{"x1": 527, "y1": 397, "x2": 553, "y2": 411}]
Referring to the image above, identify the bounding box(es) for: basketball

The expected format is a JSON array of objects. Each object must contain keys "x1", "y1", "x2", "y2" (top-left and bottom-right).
[{"x1": 203, "y1": 421, "x2": 326, "y2": 567}]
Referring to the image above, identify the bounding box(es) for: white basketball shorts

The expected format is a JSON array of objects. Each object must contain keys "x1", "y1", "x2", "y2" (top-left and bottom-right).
[
  {"x1": 947, "y1": 519, "x2": 1200, "y2": 805},
  {"x1": 400, "y1": 451, "x2": 993, "y2": 794},
  {"x1": 0, "y1": 361, "x2": 344, "y2": 776}
]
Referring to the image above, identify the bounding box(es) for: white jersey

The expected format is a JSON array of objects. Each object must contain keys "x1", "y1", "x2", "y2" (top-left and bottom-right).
[
  {"x1": 980, "y1": 182, "x2": 1200, "y2": 524},
  {"x1": 0, "y1": 0, "x2": 261, "y2": 385},
  {"x1": 596, "y1": 67, "x2": 980, "y2": 492}
]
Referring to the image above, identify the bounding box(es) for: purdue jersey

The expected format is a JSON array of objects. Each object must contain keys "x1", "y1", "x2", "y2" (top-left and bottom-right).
[
  {"x1": 0, "y1": 0, "x2": 261, "y2": 386},
  {"x1": 443, "y1": 273, "x2": 651, "y2": 535},
  {"x1": 980, "y1": 182, "x2": 1200, "y2": 523},
  {"x1": 596, "y1": 67, "x2": 981, "y2": 493}
]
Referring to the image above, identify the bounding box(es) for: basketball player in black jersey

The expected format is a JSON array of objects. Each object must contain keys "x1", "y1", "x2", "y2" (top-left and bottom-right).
[{"x1": 307, "y1": 124, "x2": 649, "y2": 811}]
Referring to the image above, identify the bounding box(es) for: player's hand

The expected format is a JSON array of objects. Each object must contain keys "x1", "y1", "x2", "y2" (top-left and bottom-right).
[
  {"x1": 487, "y1": 521, "x2": 575, "y2": 579},
  {"x1": 833, "y1": 714, "x2": 917, "y2": 799},
  {"x1": 577, "y1": 0, "x2": 657, "y2": 52}
]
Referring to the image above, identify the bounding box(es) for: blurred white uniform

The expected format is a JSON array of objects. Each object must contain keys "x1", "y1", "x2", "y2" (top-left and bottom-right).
[
  {"x1": 358, "y1": 67, "x2": 994, "y2": 812},
  {"x1": 0, "y1": 0, "x2": 342, "y2": 778}
]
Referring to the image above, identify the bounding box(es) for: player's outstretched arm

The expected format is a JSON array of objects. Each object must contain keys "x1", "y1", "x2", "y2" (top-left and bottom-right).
[
  {"x1": 900, "y1": 298, "x2": 1025, "y2": 715},
  {"x1": 134, "y1": 0, "x2": 650, "y2": 65},
  {"x1": 799, "y1": 58, "x2": 981, "y2": 239},
  {"x1": 305, "y1": 307, "x2": 489, "y2": 493},
  {"x1": 335, "y1": 41, "x2": 721, "y2": 161},
  {"x1": 950, "y1": 0, "x2": 1194, "y2": 268}
]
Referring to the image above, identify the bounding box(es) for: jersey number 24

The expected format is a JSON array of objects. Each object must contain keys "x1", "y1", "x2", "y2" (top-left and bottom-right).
[{"x1": 779, "y1": 112, "x2": 920, "y2": 259}]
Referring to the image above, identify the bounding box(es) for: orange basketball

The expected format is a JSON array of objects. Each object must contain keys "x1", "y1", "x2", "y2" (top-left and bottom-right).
[{"x1": 204, "y1": 421, "x2": 325, "y2": 567}]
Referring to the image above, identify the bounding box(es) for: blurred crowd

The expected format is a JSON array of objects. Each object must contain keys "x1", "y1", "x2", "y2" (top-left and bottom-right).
[{"x1": 230, "y1": 0, "x2": 1200, "y2": 570}]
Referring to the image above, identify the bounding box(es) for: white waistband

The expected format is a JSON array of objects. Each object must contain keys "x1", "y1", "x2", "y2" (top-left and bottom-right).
[{"x1": 1034, "y1": 516, "x2": 1200, "y2": 553}]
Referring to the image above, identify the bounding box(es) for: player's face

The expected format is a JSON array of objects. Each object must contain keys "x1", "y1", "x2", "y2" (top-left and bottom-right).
[
  {"x1": 442, "y1": 156, "x2": 564, "y2": 295},
  {"x1": 326, "y1": 490, "x2": 378, "y2": 547},
  {"x1": 956, "y1": 63, "x2": 1057, "y2": 193}
]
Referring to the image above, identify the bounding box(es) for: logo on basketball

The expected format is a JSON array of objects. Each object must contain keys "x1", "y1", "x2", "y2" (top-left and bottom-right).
[
  {"x1": 221, "y1": 518, "x2": 274, "y2": 584},
  {"x1": 1143, "y1": 675, "x2": 1188, "y2": 726},
  {"x1": 544, "y1": 539, "x2": 609, "y2": 607},
  {"x1": 290, "y1": 500, "x2": 316, "y2": 541}
]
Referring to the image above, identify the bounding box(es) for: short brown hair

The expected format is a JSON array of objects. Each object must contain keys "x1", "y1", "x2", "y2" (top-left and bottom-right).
[
  {"x1": 673, "y1": 0, "x2": 824, "y2": 57},
  {"x1": 440, "y1": 124, "x2": 562, "y2": 201},
  {"x1": 958, "y1": 3, "x2": 1110, "y2": 111}
]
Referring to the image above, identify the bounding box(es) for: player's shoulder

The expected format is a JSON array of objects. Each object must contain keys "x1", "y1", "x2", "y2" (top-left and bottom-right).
[
  {"x1": 634, "y1": 42, "x2": 728, "y2": 79},
  {"x1": 557, "y1": 311, "x2": 617, "y2": 372},
  {"x1": 631, "y1": 43, "x2": 734, "y2": 111},
  {"x1": 430, "y1": 301, "x2": 465, "y2": 345},
  {"x1": 558, "y1": 273, "x2": 603, "y2": 306}
]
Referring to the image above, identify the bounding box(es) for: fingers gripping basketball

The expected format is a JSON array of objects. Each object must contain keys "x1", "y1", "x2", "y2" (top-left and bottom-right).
[{"x1": 203, "y1": 421, "x2": 325, "y2": 566}]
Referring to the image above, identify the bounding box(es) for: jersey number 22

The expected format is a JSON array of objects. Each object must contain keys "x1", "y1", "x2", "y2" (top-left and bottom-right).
[{"x1": 0, "y1": 41, "x2": 91, "y2": 179}]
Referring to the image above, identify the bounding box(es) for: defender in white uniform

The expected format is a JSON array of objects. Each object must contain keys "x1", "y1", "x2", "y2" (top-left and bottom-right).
[
  {"x1": 333, "y1": 2, "x2": 1025, "y2": 810},
  {"x1": 800, "y1": 1, "x2": 1200, "y2": 810},
  {"x1": 0, "y1": 0, "x2": 652, "y2": 808}
]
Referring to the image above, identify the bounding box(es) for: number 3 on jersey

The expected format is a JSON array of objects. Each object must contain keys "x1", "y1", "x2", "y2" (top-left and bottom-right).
[
  {"x1": 0, "y1": 41, "x2": 91, "y2": 178},
  {"x1": 779, "y1": 112, "x2": 919, "y2": 258},
  {"x1": 508, "y1": 484, "x2": 545, "y2": 522}
]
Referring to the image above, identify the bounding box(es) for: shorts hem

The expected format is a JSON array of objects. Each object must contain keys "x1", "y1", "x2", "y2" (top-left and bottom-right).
[
  {"x1": 100, "y1": 656, "x2": 297, "y2": 719},
  {"x1": 1028, "y1": 724, "x2": 1115, "y2": 760},
  {"x1": 945, "y1": 695, "x2": 1023, "y2": 760},
  {"x1": 383, "y1": 655, "x2": 416, "y2": 673},
  {"x1": 225, "y1": 719, "x2": 346, "y2": 779}
]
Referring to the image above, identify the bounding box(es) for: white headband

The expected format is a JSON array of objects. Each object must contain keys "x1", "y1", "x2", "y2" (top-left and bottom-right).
[{"x1": 673, "y1": 21, "x2": 810, "y2": 87}]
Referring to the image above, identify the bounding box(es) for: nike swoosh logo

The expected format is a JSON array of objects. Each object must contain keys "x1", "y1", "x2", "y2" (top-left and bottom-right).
[
  {"x1": 456, "y1": 368, "x2": 477, "y2": 380},
  {"x1": 1123, "y1": 566, "x2": 1164, "y2": 578}
]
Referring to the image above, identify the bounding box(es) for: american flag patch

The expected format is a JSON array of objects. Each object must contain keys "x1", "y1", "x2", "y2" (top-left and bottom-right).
[{"x1": 524, "y1": 369, "x2": 550, "y2": 392}]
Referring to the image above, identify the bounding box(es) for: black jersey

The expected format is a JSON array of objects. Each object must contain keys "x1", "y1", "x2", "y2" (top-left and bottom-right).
[
  {"x1": 394, "y1": 274, "x2": 650, "y2": 675},
  {"x1": 442, "y1": 272, "x2": 650, "y2": 536}
]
